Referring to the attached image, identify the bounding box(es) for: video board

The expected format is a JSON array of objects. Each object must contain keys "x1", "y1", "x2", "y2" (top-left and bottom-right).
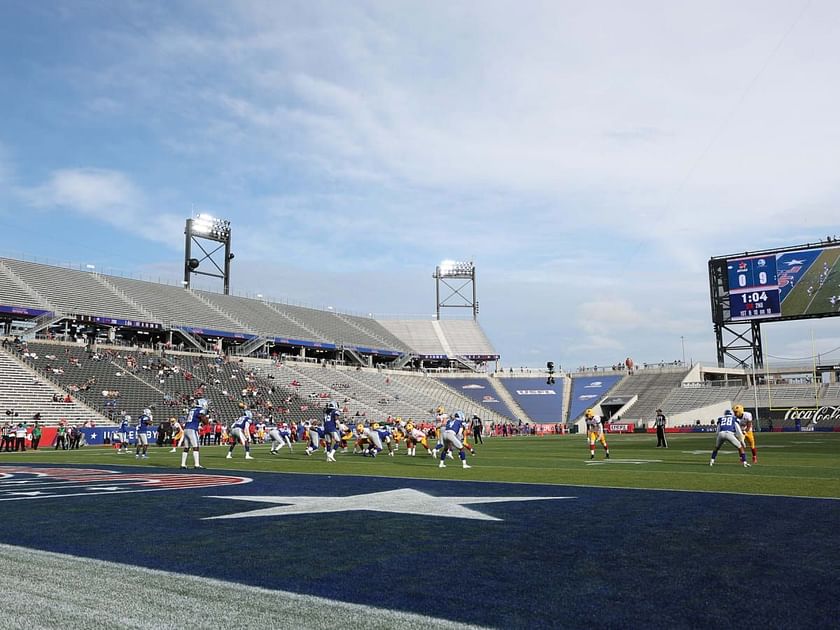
[{"x1": 727, "y1": 243, "x2": 840, "y2": 322}]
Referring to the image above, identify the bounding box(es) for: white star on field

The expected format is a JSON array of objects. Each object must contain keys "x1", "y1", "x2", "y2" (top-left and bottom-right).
[{"x1": 204, "y1": 488, "x2": 573, "y2": 522}]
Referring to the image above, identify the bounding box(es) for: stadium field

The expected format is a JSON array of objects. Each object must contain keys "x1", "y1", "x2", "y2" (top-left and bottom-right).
[
  {"x1": 1, "y1": 433, "x2": 838, "y2": 629},
  {"x1": 781, "y1": 248, "x2": 840, "y2": 316}
]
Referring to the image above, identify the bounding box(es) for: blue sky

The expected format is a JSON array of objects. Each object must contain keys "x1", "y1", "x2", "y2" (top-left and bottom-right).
[{"x1": 1, "y1": 0, "x2": 839, "y2": 369}]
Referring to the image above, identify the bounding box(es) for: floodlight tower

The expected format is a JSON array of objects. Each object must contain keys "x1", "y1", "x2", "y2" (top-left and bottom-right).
[
  {"x1": 433, "y1": 260, "x2": 477, "y2": 320},
  {"x1": 183, "y1": 214, "x2": 234, "y2": 294}
]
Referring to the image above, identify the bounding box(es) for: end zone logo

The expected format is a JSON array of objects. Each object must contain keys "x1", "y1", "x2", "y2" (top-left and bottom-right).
[
  {"x1": 515, "y1": 390, "x2": 556, "y2": 395},
  {"x1": 0, "y1": 467, "x2": 251, "y2": 501}
]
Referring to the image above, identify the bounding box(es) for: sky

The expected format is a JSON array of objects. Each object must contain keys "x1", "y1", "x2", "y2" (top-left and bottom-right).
[{"x1": 1, "y1": 0, "x2": 839, "y2": 370}]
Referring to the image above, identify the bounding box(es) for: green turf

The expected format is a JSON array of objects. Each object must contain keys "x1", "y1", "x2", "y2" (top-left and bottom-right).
[
  {"x1": 781, "y1": 248, "x2": 840, "y2": 316},
  {"x1": 4, "y1": 432, "x2": 839, "y2": 498}
]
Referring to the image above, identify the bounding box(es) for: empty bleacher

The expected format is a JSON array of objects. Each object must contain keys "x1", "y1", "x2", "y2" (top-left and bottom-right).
[
  {"x1": 2, "y1": 259, "x2": 148, "y2": 320},
  {"x1": 196, "y1": 291, "x2": 320, "y2": 342},
  {"x1": 107, "y1": 276, "x2": 249, "y2": 332},
  {"x1": 599, "y1": 368, "x2": 690, "y2": 422},
  {"x1": 660, "y1": 386, "x2": 737, "y2": 415},
  {"x1": 438, "y1": 320, "x2": 497, "y2": 357}
]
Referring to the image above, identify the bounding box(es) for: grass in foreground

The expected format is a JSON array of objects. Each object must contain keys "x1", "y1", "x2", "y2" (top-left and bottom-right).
[{"x1": 2, "y1": 431, "x2": 838, "y2": 498}]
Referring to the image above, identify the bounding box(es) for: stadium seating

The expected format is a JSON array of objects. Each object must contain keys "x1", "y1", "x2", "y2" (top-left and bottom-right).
[
  {"x1": 19, "y1": 341, "x2": 164, "y2": 423},
  {"x1": 0, "y1": 348, "x2": 104, "y2": 425},
  {"x1": 2, "y1": 259, "x2": 148, "y2": 320},
  {"x1": 195, "y1": 291, "x2": 321, "y2": 341},
  {"x1": 659, "y1": 386, "x2": 737, "y2": 415},
  {"x1": 597, "y1": 368, "x2": 690, "y2": 422}
]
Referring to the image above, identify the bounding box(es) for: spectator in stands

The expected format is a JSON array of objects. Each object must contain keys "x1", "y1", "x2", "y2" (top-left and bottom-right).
[{"x1": 654, "y1": 409, "x2": 668, "y2": 448}]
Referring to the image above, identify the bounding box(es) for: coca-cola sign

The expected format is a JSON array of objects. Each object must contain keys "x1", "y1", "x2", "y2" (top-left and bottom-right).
[{"x1": 783, "y1": 406, "x2": 840, "y2": 422}]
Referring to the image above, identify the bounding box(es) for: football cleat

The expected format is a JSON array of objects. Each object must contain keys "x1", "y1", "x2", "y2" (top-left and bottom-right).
[
  {"x1": 245, "y1": 454, "x2": 254, "y2": 460},
  {"x1": 709, "y1": 460, "x2": 714, "y2": 466},
  {"x1": 225, "y1": 453, "x2": 232, "y2": 459},
  {"x1": 462, "y1": 463, "x2": 471, "y2": 469},
  {"x1": 195, "y1": 465, "x2": 204, "y2": 469},
  {"x1": 743, "y1": 461, "x2": 751, "y2": 468},
  {"x1": 438, "y1": 461, "x2": 446, "y2": 468}
]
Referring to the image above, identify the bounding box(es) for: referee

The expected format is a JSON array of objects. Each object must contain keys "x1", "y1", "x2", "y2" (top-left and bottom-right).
[{"x1": 654, "y1": 409, "x2": 668, "y2": 448}]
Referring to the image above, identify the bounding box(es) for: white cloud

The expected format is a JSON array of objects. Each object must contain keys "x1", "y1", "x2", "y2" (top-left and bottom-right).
[{"x1": 21, "y1": 169, "x2": 183, "y2": 248}]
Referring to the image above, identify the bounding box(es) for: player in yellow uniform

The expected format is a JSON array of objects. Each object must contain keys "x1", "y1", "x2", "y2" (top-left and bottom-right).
[
  {"x1": 733, "y1": 404, "x2": 757, "y2": 464},
  {"x1": 584, "y1": 408, "x2": 610, "y2": 460}
]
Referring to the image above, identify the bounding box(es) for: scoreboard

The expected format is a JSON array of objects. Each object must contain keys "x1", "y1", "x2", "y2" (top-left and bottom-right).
[
  {"x1": 720, "y1": 242, "x2": 840, "y2": 322},
  {"x1": 727, "y1": 255, "x2": 781, "y2": 320}
]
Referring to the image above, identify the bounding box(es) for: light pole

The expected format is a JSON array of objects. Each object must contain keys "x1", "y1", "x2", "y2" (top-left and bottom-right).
[{"x1": 681, "y1": 336, "x2": 686, "y2": 365}]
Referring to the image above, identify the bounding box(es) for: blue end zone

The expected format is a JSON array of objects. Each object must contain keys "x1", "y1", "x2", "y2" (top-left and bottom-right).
[{"x1": 0, "y1": 464, "x2": 837, "y2": 629}]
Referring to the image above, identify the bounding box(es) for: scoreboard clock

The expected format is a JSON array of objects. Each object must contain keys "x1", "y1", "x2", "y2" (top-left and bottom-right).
[{"x1": 727, "y1": 255, "x2": 782, "y2": 320}]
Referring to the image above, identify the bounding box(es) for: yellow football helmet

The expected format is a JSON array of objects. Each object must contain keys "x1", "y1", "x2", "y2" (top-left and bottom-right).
[
  {"x1": 356, "y1": 423, "x2": 365, "y2": 432},
  {"x1": 372, "y1": 423, "x2": 380, "y2": 429},
  {"x1": 406, "y1": 423, "x2": 414, "y2": 431},
  {"x1": 584, "y1": 408, "x2": 594, "y2": 419},
  {"x1": 733, "y1": 404, "x2": 745, "y2": 416}
]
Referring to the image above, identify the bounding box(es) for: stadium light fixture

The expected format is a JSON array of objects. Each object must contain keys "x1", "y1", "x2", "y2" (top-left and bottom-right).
[
  {"x1": 433, "y1": 260, "x2": 478, "y2": 320},
  {"x1": 436, "y1": 260, "x2": 474, "y2": 278},
  {"x1": 184, "y1": 213, "x2": 233, "y2": 294}
]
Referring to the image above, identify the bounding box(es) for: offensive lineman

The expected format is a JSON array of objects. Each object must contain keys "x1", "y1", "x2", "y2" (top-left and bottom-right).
[
  {"x1": 584, "y1": 409, "x2": 610, "y2": 460},
  {"x1": 268, "y1": 421, "x2": 293, "y2": 454},
  {"x1": 181, "y1": 399, "x2": 207, "y2": 470},
  {"x1": 733, "y1": 404, "x2": 757, "y2": 464},
  {"x1": 710, "y1": 409, "x2": 751, "y2": 468},
  {"x1": 227, "y1": 410, "x2": 254, "y2": 460}
]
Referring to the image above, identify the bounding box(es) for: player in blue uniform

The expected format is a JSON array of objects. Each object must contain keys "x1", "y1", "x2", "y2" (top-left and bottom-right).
[
  {"x1": 439, "y1": 411, "x2": 471, "y2": 469},
  {"x1": 304, "y1": 420, "x2": 325, "y2": 456},
  {"x1": 268, "y1": 421, "x2": 293, "y2": 454},
  {"x1": 117, "y1": 414, "x2": 131, "y2": 453},
  {"x1": 134, "y1": 408, "x2": 152, "y2": 459},
  {"x1": 181, "y1": 398, "x2": 207, "y2": 470},
  {"x1": 323, "y1": 401, "x2": 341, "y2": 462},
  {"x1": 227, "y1": 410, "x2": 254, "y2": 460},
  {"x1": 710, "y1": 409, "x2": 751, "y2": 468}
]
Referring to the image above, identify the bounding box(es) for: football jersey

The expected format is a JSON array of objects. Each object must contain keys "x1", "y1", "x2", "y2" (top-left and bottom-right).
[
  {"x1": 738, "y1": 411, "x2": 754, "y2": 431},
  {"x1": 183, "y1": 408, "x2": 204, "y2": 431},
  {"x1": 324, "y1": 409, "x2": 340, "y2": 433},
  {"x1": 717, "y1": 415, "x2": 741, "y2": 432}
]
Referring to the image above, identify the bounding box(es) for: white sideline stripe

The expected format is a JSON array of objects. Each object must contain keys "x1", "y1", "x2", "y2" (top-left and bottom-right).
[{"x1": 0, "y1": 544, "x2": 490, "y2": 630}]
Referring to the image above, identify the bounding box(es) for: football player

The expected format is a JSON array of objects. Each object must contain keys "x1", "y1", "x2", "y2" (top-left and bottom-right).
[
  {"x1": 181, "y1": 398, "x2": 207, "y2": 470},
  {"x1": 227, "y1": 409, "x2": 254, "y2": 460},
  {"x1": 438, "y1": 411, "x2": 471, "y2": 469},
  {"x1": 323, "y1": 400, "x2": 341, "y2": 462},
  {"x1": 268, "y1": 421, "x2": 293, "y2": 454},
  {"x1": 304, "y1": 420, "x2": 325, "y2": 456},
  {"x1": 135, "y1": 408, "x2": 152, "y2": 459},
  {"x1": 169, "y1": 417, "x2": 183, "y2": 453},
  {"x1": 584, "y1": 409, "x2": 610, "y2": 460},
  {"x1": 733, "y1": 404, "x2": 757, "y2": 464},
  {"x1": 710, "y1": 409, "x2": 750, "y2": 468},
  {"x1": 117, "y1": 413, "x2": 131, "y2": 454}
]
